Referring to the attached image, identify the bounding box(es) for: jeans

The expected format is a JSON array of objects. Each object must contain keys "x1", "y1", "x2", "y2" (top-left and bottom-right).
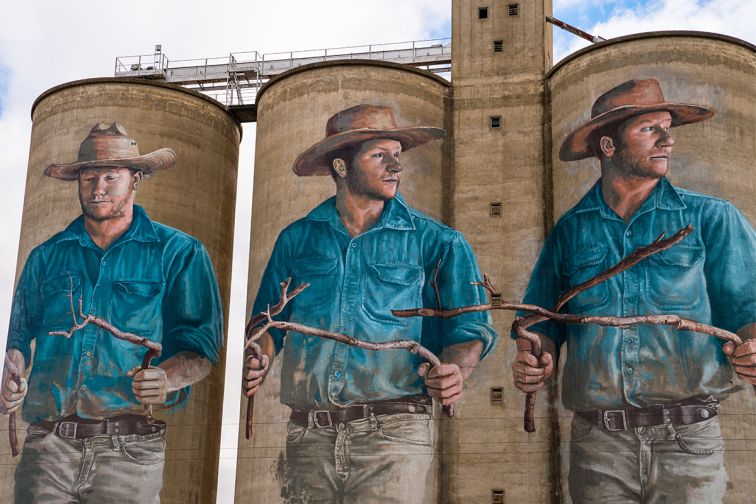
[
  {"x1": 279, "y1": 412, "x2": 436, "y2": 504},
  {"x1": 15, "y1": 425, "x2": 165, "y2": 503},
  {"x1": 568, "y1": 414, "x2": 727, "y2": 503}
]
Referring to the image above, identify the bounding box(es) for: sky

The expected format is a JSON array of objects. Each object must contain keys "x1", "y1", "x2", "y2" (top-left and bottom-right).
[{"x1": 0, "y1": 1, "x2": 753, "y2": 502}]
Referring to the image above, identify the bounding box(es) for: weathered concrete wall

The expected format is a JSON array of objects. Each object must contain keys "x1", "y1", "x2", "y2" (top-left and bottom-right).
[
  {"x1": 548, "y1": 33, "x2": 756, "y2": 503},
  {"x1": 235, "y1": 61, "x2": 449, "y2": 502},
  {"x1": 448, "y1": 1, "x2": 555, "y2": 502},
  {"x1": 1, "y1": 78, "x2": 240, "y2": 504}
]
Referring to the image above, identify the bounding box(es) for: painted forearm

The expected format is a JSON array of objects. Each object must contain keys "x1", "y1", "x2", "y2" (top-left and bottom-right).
[
  {"x1": 158, "y1": 351, "x2": 212, "y2": 392},
  {"x1": 440, "y1": 339, "x2": 484, "y2": 379}
]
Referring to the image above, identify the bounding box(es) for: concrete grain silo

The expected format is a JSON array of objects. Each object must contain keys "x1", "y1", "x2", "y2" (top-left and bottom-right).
[
  {"x1": 1, "y1": 78, "x2": 240, "y2": 504},
  {"x1": 235, "y1": 60, "x2": 450, "y2": 502},
  {"x1": 547, "y1": 32, "x2": 756, "y2": 502}
]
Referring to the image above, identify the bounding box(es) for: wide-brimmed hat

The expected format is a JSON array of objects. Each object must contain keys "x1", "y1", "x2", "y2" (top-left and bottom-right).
[
  {"x1": 45, "y1": 122, "x2": 176, "y2": 180},
  {"x1": 293, "y1": 104, "x2": 446, "y2": 176},
  {"x1": 559, "y1": 79, "x2": 714, "y2": 161}
]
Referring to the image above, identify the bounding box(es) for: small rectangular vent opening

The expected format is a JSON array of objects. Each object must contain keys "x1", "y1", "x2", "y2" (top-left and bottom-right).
[
  {"x1": 493, "y1": 40, "x2": 504, "y2": 52},
  {"x1": 478, "y1": 7, "x2": 489, "y2": 19},
  {"x1": 490, "y1": 115, "x2": 501, "y2": 128},
  {"x1": 490, "y1": 386, "x2": 504, "y2": 402},
  {"x1": 492, "y1": 489, "x2": 505, "y2": 504},
  {"x1": 508, "y1": 4, "x2": 519, "y2": 16}
]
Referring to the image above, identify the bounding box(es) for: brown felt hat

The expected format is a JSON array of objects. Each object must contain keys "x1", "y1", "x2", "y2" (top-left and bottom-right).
[
  {"x1": 559, "y1": 79, "x2": 714, "y2": 161},
  {"x1": 45, "y1": 123, "x2": 176, "y2": 180},
  {"x1": 293, "y1": 104, "x2": 446, "y2": 176}
]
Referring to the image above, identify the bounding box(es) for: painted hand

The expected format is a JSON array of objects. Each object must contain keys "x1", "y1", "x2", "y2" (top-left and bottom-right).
[
  {"x1": 243, "y1": 351, "x2": 270, "y2": 398},
  {"x1": 512, "y1": 345, "x2": 554, "y2": 393},
  {"x1": 418, "y1": 362, "x2": 464, "y2": 406},
  {"x1": 1, "y1": 350, "x2": 27, "y2": 415},
  {"x1": 128, "y1": 366, "x2": 169, "y2": 405},
  {"x1": 723, "y1": 340, "x2": 756, "y2": 385}
]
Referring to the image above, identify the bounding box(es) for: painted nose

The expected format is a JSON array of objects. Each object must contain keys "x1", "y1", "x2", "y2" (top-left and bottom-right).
[
  {"x1": 387, "y1": 158, "x2": 402, "y2": 173},
  {"x1": 657, "y1": 129, "x2": 675, "y2": 148},
  {"x1": 93, "y1": 177, "x2": 107, "y2": 195}
]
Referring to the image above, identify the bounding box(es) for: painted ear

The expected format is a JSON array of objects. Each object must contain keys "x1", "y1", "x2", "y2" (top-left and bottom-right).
[
  {"x1": 132, "y1": 170, "x2": 144, "y2": 190},
  {"x1": 332, "y1": 158, "x2": 347, "y2": 178},
  {"x1": 599, "y1": 136, "x2": 616, "y2": 158}
]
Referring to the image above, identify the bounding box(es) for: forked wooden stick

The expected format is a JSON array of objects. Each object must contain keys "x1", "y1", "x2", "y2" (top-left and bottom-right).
[
  {"x1": 393, "y1": 225, "x2": 746, "y2": 432},
  {"x1": 3, "y1": 354, "x2": 21, "y2": 457},
  {"x1": 243, "y1": 278, "x2": 453, "y2": 440}
]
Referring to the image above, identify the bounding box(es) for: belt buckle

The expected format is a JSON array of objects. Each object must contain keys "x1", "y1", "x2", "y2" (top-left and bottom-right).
[
  {"x1": 602, "y1": 409, "x2": 628, "y2": 432},
  {"x1": 312, "y1": 410, "x2": 333, "y2": 429},
  {"x1": 57, "y1": 421, "x2": 78, "y2": 439}
]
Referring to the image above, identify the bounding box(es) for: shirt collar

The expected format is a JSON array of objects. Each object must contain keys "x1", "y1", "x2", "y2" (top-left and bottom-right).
[
  {"x1": 305, "y1": 192, "x2": 416, "y2": 233},
  {"x1": 572, "y1": 177, "x2": 687, "y2": 221},
  {"x1": 56, "y1": 205, "x2": 159, "y2": 248}
]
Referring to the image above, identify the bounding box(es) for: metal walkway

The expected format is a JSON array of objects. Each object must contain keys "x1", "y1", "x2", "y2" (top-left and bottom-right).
[{"x1": 114, "y1": 39, "x2": 451, "y2": 116}]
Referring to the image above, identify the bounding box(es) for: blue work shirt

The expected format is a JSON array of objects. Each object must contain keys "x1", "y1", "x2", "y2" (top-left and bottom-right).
[
  {"x1": 7, "y1": 205, "x2": 223, "y2": 423},
  {"x1": 519, "y1": 178, "x2": 755, "y2": 411},
  {"x1": 252, "y1": 193, "x2": 498, "y2": 410}
]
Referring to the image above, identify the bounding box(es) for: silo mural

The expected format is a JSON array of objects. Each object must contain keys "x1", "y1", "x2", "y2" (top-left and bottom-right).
[{"x1": 1, "y1": 78, "x2": 240, "y2": 503}]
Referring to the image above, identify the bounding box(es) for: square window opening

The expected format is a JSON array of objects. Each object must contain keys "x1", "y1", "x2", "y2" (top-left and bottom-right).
[
  {"x1": 478, "y1": 7, "x2": 488, "y2": 19},
  {"x1": 492, "y1": 489, "x2": 505, "y2": 504},
  {"x1": 490, "y1": 115, "x2": 501, "y2": 128},
  {"x1": 493, "y1": 40, "x2": 504, "y2": 52},
  {"x1": 490, "y1": 386, "x2": 504, "y2": 402},
  {"x1": 508, "y1": 3, "x2": 519, "y2": 16}
]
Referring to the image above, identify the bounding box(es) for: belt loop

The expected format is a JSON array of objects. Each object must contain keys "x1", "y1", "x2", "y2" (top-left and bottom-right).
[
  {"x1": 368, "y1": 407, "x2": 378, "y2": 431},
  {"x1": 111, "y1": 435, "x2": 120, "y2": 450}
]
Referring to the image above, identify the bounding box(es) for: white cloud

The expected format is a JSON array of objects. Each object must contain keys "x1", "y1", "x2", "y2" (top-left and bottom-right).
[{"x1": 555, "y1": 0, "x2": 756, "y2": 61}]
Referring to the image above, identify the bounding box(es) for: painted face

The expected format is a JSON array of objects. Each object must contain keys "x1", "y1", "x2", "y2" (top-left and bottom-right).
[
  {"x1": 345, "y1": 139, "x2": 403, "y2": 201},
  {"x1": 613, "y1": 111, "x2": 676, "y2": 179},
  {"x1": 78, "y1": 166, "x2": 139, "y2": 222}
]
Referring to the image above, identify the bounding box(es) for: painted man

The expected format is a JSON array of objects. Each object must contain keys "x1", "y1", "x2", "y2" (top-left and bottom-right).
[
  {"x1": 512, "y1": 79, "x2": 756, "y2": 503},
  {"x1": 243, "y1": 105, "x2": 498, "y2": 503},
  {"x1": 0, "y1": 123, "x2": 223, "y2": 503}
]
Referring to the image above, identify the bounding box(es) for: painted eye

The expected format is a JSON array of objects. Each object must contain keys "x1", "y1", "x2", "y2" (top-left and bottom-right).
[{"x1": 373, "y1": 152, "x2": 384, "y2": 159}]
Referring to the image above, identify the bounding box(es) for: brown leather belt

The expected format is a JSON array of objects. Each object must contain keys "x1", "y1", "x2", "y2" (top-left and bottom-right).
[
  {"x1": 291, "y1": 396, "x2": 432, "y2": 428},
  {"x1": 577, "y1": 399, "x2": 719, "y2": 432},
  {"x1": 37, "y1": 414, "x2": 166, "y2": 439}
]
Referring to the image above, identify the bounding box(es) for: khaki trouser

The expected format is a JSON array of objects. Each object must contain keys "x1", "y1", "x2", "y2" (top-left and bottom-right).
[
  {"x1": 15, "y1": 425, "x2": 164, "y2": 503},
  {"x1": 279, "y1": 412, "x2": 436, "y2": 504},
  {"x1": 569, "y1": 415, "x2": 727, "y2": 503}
]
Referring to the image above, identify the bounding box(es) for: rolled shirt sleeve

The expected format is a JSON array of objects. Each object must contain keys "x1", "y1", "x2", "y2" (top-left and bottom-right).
[
  {"x1": 437, "y1": 232, "x2": 498, "y2": 359},
  {"x1": 701, "y1": 202, "x2": 756, "y2": 333},
  {"x1": 160, "y1": 239, "x2": 224, "y2": 365},
  {"x1": 6, "y1": 249, "x2": 44, "y2": 364}
]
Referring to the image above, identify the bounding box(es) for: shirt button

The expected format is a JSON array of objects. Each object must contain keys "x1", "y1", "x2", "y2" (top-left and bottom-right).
[
  {"x1": 334, "y1": 370, "x2": 343, "y2": 378},
  {"x1": 350, "y1": 242, "x2": 357, "y2": 249},
  {"x1": 626, "y1": 367, "x2": 634, "y2": 375},
  {"x1": 102, "y1": 260, "x2": 107, "y2": 266},
  {"x1": 343, "y1": 305, "x2": 350, "y2": 312},
  {"x1": 85, "y1": 351, "x2": 92, "y2": 358},
  {"x1": 81, "y1": 384, "x2": 88, "y2": 390}
]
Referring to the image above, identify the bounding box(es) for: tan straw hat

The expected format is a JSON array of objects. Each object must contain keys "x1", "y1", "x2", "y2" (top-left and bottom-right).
[
  {"x1": 45, "y1": 123, "x2": 176, "y2": 180},
  {"x1": 559, "y1": 79, "x2": 713, "y2": 161},
  {"x1": 293, "y1": 104, "x2": 446, "y2": 176}
]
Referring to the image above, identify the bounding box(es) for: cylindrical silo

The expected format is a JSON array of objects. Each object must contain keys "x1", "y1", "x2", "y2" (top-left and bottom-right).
[
  {"x1": 2, "y1": 78, "x2": 240, "y2": 504},
  {"x1": 235, "y1": 60, "x2": 449, "y2": 501},
  {"x1": 548, "y1": 32, "x2": 756, "y2": 502}
]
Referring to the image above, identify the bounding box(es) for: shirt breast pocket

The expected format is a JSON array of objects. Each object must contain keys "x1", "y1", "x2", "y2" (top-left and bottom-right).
[
  {"x1": 292, "y1": 257, "x2": 339, "y2": 310},
  {"x1": 363, "y1": 263, "x2": 424, "y2": 327},
  {"x1": 111, "y1": 280, "x2": 164, "y2": 335},
  {"x1": 645, "y1": 245, "x2": 705, "y2": 311},
  {"x1": 41, "y1": 273, "x2": 81, "y2": 331},
  {"x1": 563, "y1": 246, "x2": 610, "y2": 313}
]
